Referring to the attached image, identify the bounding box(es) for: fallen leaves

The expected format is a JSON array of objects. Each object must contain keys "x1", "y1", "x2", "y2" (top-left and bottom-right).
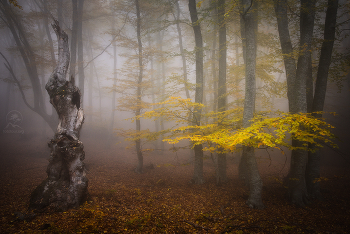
[{"x1": 0, "y1": 135, "x2": 349, "y2": 233}]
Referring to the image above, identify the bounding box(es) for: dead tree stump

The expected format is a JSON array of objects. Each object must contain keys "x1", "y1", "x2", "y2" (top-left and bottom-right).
[{"x1": 29, "y1": 20, "x2": 88, "y2": 212}]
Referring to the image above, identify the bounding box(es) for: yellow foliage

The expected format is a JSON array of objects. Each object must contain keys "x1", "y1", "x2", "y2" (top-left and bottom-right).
[{"x1": 126, "y1": 97, "x2": 337, "y2": 154}]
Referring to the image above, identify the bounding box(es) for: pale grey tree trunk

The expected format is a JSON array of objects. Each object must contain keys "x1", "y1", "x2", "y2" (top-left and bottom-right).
[
  {"x1": 29, "y1": 21, "x2": 88, "y2": 212},
  {"x1": 216, "y1": 0, "x2": 227, "y2": 185},
  {"x1": 239, "y1": 0, "x2": 264, "y2": 209},
  {"x1": 135, "y1": 0, "x2": 143, "y2": 173},
  {"x1": 175, "y1": 0, "x2": 191, "y2": 99}
]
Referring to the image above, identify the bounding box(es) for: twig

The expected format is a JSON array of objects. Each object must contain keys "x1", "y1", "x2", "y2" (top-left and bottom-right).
[{"x1": 182, "y1": 220, "x2": 212, "y2": 231}]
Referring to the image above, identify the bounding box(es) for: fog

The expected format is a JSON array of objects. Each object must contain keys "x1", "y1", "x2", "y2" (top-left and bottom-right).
[{"x1": 0, "y1": 0, "x2": 350, "y2": 231}]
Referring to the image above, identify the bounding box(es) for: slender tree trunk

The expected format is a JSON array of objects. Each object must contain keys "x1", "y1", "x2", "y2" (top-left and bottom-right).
[
  {"x1": 274, "y1": 0, "x2": 297, "y2": 112},
  {"x1": 306, "y1": 0, "x2": 339, "y2": 200},
  {"x1": 175, "y1": 0, "x2": 190, "y2": 99},
  {"x1": 239, "y1": 0, "x2": 264, "y2": 209},
  {"x1": 148, "y1": 32, "x2": 158, "y2": 149},
  {"x1": 189, "y1": 0, "x2": 204, "y2": 184},
  {"x1": 70, "y1": 0, "x2": 78, "y2": 84},
  {"x1": 135, "y1": 0, "x2": 143, "y2": 173},
  {"x1": 57, "y1": 0, "x2": 63, "y2": 26},
  {"x1": 29, "y1": 21, "x2": 88, "y2": 212},
  {"x1": 216, "y1": 0, "x2": 227, "y2": 185},
  {"x1": 110, "y1": 12, "x2": 117, "y2": 141},
  {"x1": 0, "y1": 1, "x2": 56, "y2": 131},
  {"x1": 77, "y1": 0, "x2": 85, "y2": 99}
]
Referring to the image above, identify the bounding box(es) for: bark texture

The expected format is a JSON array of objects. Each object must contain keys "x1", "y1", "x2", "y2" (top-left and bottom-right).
[
  {"x1": 239, "y1": 0, "x2": 264, "y2": 209},
  {"x1": 189, "y1": 0, "x2": 205, "y2": 184},
  {"x1": 306, "y1": 0, "x2": 339, "y2": 200},
  {"x1": 29, "y1": 21, "x2": 88, "y2": 212},
  {"x1": 274, "y1": 0, "x2": 316, "y2": 206}
]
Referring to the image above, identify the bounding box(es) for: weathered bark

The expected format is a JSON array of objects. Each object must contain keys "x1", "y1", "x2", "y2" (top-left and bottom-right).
[
  {"x1": 189, "y1": 0, "x2": 204, "y2": 184},
  {"x1": 238, "y1": 0, "x2": 264, "y2": 209},
  {"x1": 135, "y1": 0, "x2": 143, "y2": 173},
  {"x1": 29, "y1": 21, "x2": 88, "y2": 212},
  {"x1": 216, "y1": 0, "x2": 227, "y2": 185},
  {"x1": 306, "y1": 0, "x2": 339, "y2": 200}
]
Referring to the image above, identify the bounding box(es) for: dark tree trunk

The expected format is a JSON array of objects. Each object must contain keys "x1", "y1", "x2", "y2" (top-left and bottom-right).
[
  {"x1": 274, "y1": 0, "x2": 297, "y2": 112},
  {"x1": 306, "y1": 0, "x2": 339, "y2": 200},
  {"x1": 189, "y1": 0, "x2": 204, "y2": 184},
  {"x1": 216, "y1": 0, "x2": 227, "y2": 185},
  {"x1": 135, "y1": 0, "x2": 143, "y2": 174},
  {"x1": 29, "y1": 21, "x2": 88, "y2": 212},
  {"x1": 57, "y1": 0, "x2": 63, "y2": 26},
  {"x1": 274, "y1": 0, "x2": 316, "y2": 206},
  {"x1": 238, "y1": 0, "x2": 264, "y2": 209},
  {"x1": 287, "y1": 0, "x2": 316, "y2": 207}
]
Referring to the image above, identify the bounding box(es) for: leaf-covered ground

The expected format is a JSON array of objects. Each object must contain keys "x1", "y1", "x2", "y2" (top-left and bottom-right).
[{"x1": 0, "y1": 133, "x2": 349, "y2": 233}]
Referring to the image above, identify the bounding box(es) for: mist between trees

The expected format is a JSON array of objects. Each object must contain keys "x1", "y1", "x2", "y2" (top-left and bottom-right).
[{"x1": 0, "y1": 0, "x2": 350, "y2": 213}]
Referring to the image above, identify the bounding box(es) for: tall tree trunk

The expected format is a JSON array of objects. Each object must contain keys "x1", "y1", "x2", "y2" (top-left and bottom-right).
[
  {"x1": 57, "y1": 0, "x2": 63, "y2": 26},
  {"x1": 135, "y1": 0, "x2": 143, "y2": 173},
  {"x1": 239, "y1": 0, "x2": 264, "y2": 209},
  {"x1": 306, "y1": 0, "x2": 339, "y2": 200},
  {"x1": 274, "y1": 0, "x2": 297, "y2": 112},
  {"x1": 110, "y1": 12, "x2": 117, "y2": 141},
  {"x1": 175, "y1": 0, "x2": 190, "y2": 99},
  {"x1": 70, "y1": 0, "x2": 78, "y2": 84},
  {"x1": 77, "y1": 0, "x2": 85, "y2": 98},
  {"x1": 29, "y1": 21, "x2": 88, "y2": 212},
  {"x1": 288, "y1": 0, "x2": 316, "y2": 207},
  {"x1": 274, "y1": 0, "x2": 316, "y2": 206},
  {"x1": 216, "y1": 0, "x2": 227, "y2": 185},
  {"x1": 189, "y1": 0, "x2": 204, "y2": 184}
]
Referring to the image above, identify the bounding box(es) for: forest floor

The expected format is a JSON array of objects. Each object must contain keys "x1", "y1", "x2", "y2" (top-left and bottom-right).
[{"x1": 0, "y1": 132, "x2": 349, "y2": 234}]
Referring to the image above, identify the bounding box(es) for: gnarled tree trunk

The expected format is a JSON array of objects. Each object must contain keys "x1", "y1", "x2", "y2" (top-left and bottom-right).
[{"x1": 29, "y1": 21, "x2": 88, "y2": 212}]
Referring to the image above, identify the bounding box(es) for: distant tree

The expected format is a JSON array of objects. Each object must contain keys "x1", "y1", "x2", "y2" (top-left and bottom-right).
[
  {"x1": 216, "y1": 0, "x2": 228, "y2": 185},
  {"x1": 135, "y1": 0, "x2": 144, "y2": 173},
  {"x1": 0, "y1": 1, "x2": 57, "y2": 131}
]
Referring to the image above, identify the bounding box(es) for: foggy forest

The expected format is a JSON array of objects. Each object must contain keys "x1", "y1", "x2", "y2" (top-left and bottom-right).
[{"x1": 0, "y1": 0, "x2": 350, "y2": 233}]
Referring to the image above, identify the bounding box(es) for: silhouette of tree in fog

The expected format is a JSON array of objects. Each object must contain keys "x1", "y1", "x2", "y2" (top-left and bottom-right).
[{"x1": 0, "y1": 1, "x2": 57, "y2": 131}]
